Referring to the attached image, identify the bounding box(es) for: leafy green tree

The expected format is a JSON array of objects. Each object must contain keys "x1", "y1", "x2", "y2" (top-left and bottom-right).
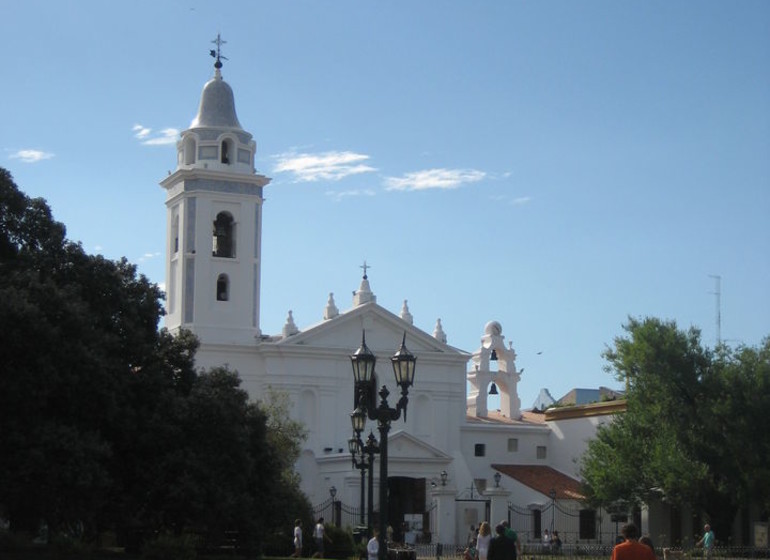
[
  {"x1": 580, "y1": 317, "x2": 770, "y2": 542},
  {"x1": 0, "y1": 168, "x2": 314, "y2": 550},
  {"x1": 0, "y1": 168, "x2": 162, "y2": 534}
]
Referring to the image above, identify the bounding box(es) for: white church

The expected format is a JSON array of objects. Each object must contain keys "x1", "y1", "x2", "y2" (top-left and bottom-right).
[{"x1": 158, "y1": 51, "x2": 640, "y2": 547}]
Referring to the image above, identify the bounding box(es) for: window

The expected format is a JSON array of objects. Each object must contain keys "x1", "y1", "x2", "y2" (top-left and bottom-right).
[
  {"x1": 474, "y1": 443, "x2": 486, "y2": 457},
  {"x1": 537, "y1": 446, "x2": 547, "y2": 459},
  {"x1": 172, "y1": 214, "x2": 180, "y2": 254},
  {"x1": 212, "y1": 212, "x2": 235, "y2": 258},
  {"x1": 216, "y1": 274, "x2": 229, "y2": 301},
  {"x1": 221, "y1": 139, "x2": 233, "y2": 164},
  {"x1": 508, "y1": 438, "x2": 518, "y2": 452},
  {"x1": 579, "y1": 510, "x2": 597, "y2": 540},
  {"x1": 183, "y1": 137, "x2": 196, "y2": 165}
]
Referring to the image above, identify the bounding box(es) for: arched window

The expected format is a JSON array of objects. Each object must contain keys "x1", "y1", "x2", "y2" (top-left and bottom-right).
[
  {"x1": 221, "y1": 139, "x2": 233, "y2": 164},
  {"x1": 216, "y1": 274, "x2": 229, "y2": 301},
  {"x1": 212, "y1": 212, "x2": 235, "y2": 258},
  {"x1": 183, "y1": 136, "x2": 196, "y2": 165},
  {"x1": 172, "y1": 214, "x2": 180, "y2": 253}
]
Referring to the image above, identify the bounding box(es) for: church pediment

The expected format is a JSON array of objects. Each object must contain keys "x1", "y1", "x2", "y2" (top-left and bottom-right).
[
  {"x1": 272, "y1": 302, "x2": 466, "y2": 357},
  {"x1": 387, "y1": 430, "x2": 451, "y2": 460}
]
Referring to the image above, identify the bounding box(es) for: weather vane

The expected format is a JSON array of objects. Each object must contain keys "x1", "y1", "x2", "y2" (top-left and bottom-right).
[{"x1": 209, "y1": 33, "x2": 228, "y2": 69}]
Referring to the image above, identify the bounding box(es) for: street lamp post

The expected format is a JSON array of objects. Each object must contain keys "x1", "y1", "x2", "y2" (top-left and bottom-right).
[
  {"x1": 350, "y1": 332, "x2": 417, "y2": 560},
  {"x1": 549, "y1": 488, "x2": 557, "y2": 535},
  {"x1": 364, "y1": 432, "x2": 379, "y2": 534},
  {"x1": 349, "y1": 436, "x2": 367, "y2": 526},
  {"x1": 330, "y1": 486, "x2": 338, "y2": 527}
]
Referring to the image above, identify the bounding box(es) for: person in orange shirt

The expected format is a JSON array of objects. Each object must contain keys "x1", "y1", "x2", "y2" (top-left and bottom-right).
[{"x1": 611, "y1": 524, "x2": 656, "y2": 560}]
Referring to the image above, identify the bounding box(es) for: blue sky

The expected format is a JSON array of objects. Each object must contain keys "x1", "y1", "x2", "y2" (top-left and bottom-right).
[{"x1": 2, "y1": 0, "x2": 769, "y2": 407}]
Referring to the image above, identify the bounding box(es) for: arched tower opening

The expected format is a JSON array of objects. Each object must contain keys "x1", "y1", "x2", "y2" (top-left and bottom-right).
[
  {"x1": 212, "y1": 212, "x2": 236, "y2": 258},
  {"x1": 216, "y1": 274, "x2": 230, "y2": 301}
]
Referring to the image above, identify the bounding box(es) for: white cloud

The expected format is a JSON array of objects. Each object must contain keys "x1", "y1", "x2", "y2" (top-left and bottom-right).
[
  {"x1": 325, "y1": 188, "x2": 377, "y2": 201},
  {"x1": 133, "y1": 124, "x2": 151, "y2": 139},
  {"x1": 137, "y1": 251, "x2": 162, "y2": 263},
  {"x1": 10, "y1": 149, "x2": 54, "y2": 163},
  {"x1": 133, "y1": 125, "x2": 179, "y2": 146},
  {"x1": 273, "y1": 151, "x2": 376, "y2": 182},
  {"x1": 384, "y1": 168, "x2": 486, "y2": 191}
]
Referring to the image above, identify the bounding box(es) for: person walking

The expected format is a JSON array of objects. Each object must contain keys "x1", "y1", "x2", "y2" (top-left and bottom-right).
[
  {"x1": 610, "y1": 524, "x2": 656, "y2": 560},
  {"x1": 500, "y1": 521, "x2": 521, "y2": 559},
  {"x1": 314, "y1": 517, "x2": 325, "y2": 558},
  {"x1": 292, "y1": 519, "x2": 303, "y2": 557},
  {"x1": 696, "y1": 524, "x2": 715, "y2": 558},
  {"x1": 476, "y1": 522, "x2": 493, "y2": 560},
  {"x1": 488, "y1": 523, "x2": 516, "y2": 560}
]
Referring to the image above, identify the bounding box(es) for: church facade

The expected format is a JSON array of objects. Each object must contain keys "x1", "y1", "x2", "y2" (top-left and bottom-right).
[{"x1": 159, "y1": 54, "x2": 631, "y2": 547}]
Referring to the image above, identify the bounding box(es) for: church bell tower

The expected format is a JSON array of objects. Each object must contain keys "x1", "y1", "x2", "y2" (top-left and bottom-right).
[{"x1": 160, "y1": 36, "x2": 270, "y2": 345}]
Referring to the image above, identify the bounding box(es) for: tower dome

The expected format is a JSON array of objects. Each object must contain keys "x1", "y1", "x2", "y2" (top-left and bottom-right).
[{"x1": 190, "y1": 69, "x2": 243, "y2": 130}]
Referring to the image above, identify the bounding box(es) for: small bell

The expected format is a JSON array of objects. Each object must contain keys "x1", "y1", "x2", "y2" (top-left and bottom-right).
[
  {"x1": 490, "y1": 349, "x2": 498, "y2": 361},
  {"x1": 489, "y1": 382, "x2": 499, "y2": 395}
]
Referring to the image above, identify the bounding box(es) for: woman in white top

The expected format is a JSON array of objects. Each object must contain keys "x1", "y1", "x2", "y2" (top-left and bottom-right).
[
  {"x1": 476, "y1": 521, "x2": 492, "y2": 560},
  {"x1": 367, "y1": 529, "x2": 380, "y2": 560},
  {"x1": 293, "y1": 519, "x2": 303, "y2": 557}
]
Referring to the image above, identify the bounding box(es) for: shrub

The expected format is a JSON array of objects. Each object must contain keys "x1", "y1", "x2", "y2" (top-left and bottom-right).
[
  {"x1": 324, "y1": 525, "x2": 355, "y2": 560},
  {"x1": 0, "y1": 529, "x2": 34, "y2": 551},
  {"x1": 142, "y1": 532, "x2": 200, "y2": 560}
]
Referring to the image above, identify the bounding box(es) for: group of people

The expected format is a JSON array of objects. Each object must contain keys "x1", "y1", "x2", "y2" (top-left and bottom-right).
[
  {"x1": 291, "y1": 518, "x2": 329, "y2": 558},
  {"x1": 541, "y1": 529, "x2": 563, "y2": 553},
  {"x1": 611, "y1": 522, "x2": 715, "y2": 560},
  {"x1": 295, "y1": 517, "x2": 715, "y2": 560},
  {"x1": 464, "y1": 520, "x2": 522, "y2": 560}
]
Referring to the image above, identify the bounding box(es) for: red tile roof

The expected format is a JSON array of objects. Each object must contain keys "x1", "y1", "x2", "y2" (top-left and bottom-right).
[{"x1": 491, "y1": 464, "x2": 585, "y2": 501}]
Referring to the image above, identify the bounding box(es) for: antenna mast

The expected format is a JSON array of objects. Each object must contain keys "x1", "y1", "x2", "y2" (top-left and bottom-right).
[{"x1": 709, "y1": 275, "x2": 721, "y2": 345}]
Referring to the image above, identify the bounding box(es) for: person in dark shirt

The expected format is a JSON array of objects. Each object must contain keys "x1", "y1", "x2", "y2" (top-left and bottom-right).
[{"x1": 488, "y1": 523, "x2": 516, "y2": 560}]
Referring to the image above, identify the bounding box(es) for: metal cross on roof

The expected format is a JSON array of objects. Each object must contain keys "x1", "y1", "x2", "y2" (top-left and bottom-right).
[
  {"x1": 360, "y1": 260, "x2": 370, "y2": 279},
  {"x1": 209, "y1": 33, "x2": 228, "y2": 68}
]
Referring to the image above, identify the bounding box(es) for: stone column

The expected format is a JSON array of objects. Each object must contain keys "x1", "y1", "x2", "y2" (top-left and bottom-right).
[
  {"x1": 486, "y1": 486, "x2": 511, "y2": 528},
  {"x1": 432, "y1": 485, "x2": 457, "y2": 546}
]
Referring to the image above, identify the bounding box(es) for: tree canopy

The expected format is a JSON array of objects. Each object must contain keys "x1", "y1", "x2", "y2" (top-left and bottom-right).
[
  {"x1": 580, "y1": 316, "x2": 770, "y2": 541},
  {"x1": 0, "y1": 167, "x2": 311, "y2": 550}
]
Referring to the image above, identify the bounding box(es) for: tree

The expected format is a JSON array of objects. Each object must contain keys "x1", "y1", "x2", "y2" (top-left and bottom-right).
[
  {"x1": 580, "y1": 317, "x2": 770, "y2": 542},
  {"x1": 0, "y1": 168, "x2": 162, "y2": 534},
  {"x1": 0, "y1": 168, "x2": 313, "y2": 551}
]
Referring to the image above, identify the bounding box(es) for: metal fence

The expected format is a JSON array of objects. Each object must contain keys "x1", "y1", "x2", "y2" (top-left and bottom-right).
[
  {"x1": 412, "y1": 544, "x2": 770, "y2": 560},
  {"x1": 313, "y1": 497, "x2": 366, "y2": 530}
]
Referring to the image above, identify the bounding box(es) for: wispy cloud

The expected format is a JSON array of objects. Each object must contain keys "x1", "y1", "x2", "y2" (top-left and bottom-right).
[
  {"x1": 325, "y1": 188, "x2": 377, "y2": 202},
  {"x1": 273, "y1": 151, "x2": 376, "y2": 182},
  {"x1": 10, "y1": 149, "x2": 54, "y2": 163},
  {"x1": 133, "y1": 124, "x2": 179, "y2": 146},
  {"x1": 510, "y1": 196, "x2": 531, "y2": 206},
  {"x1": 137, "y1": 251, "x2": 162, "y2": 263},
  {"x1": 384, "y1": 168, "x2": 486, "y2": 191}
]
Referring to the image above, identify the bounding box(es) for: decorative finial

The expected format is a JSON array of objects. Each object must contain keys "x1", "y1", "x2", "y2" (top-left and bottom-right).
[
  {"x1": 209, "y1": 33, "x2": 228, "y2": 69},
  {"x1": 324, "y1": 292, "x2": 339, "y2": 320},
  {"x1": 400, "y1": 300, "x2": 413, "y2": 325},
  {"x1": 360, "y1": 260, "x2": 370, "y2": 279},
  {"x1": 282, "y1": 310, "x2": 299, "y2": 338},
  {"x1": 433, "y1": 318, "x2": 447, "y2": 343}
]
